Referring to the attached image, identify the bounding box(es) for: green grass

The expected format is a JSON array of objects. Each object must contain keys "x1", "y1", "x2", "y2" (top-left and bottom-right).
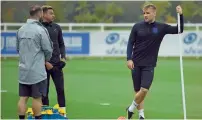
[{"x1": 1, "y1": 58, "x2": 202, "y2": 119}]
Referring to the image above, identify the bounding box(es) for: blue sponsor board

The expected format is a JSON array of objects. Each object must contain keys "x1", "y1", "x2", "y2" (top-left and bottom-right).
[
  {"x1": 1, "y1": 32, "x2": 17, "y2": 55},
  {"x1": 183, "y1": 32, "x2": 202, "y2": 55},
  {"x1": 1, "y1": 32, "x2": 90, "y2": 56},
  {"x1": 105, "y1": 32, "x2": 128, "y2": 55},
  {"x1": 63, "y1": 32, "x2": 89, "y2": 55}
]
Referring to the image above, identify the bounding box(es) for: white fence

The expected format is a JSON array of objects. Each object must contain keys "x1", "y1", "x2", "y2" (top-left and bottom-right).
[
  {"x1": 1, "y1": 23, "x2": 202, "y2": 32},
  {"x1": 1, "y1": 23, "x2": 202, "y2": 58}
]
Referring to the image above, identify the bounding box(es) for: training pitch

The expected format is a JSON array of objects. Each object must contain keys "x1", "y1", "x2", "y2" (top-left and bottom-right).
[{"x1": 1, "y1": 57, "x2": 202, "y2": 119}]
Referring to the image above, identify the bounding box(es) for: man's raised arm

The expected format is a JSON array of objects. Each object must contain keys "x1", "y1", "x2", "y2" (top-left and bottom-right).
[{"x1": 164, "y1": 5, "x2": 184, "y2": 34}]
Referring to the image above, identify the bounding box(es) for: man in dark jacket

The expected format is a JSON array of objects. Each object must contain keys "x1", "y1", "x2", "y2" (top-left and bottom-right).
[
  {"x1": 126, "y1": 4, "x2": 184, "y2": 119},
  {"x1": 41, "y1": 5, "x2": 67, "y2": 117}
]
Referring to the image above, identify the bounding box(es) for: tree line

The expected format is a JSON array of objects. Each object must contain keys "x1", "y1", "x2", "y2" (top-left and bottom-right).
[{"x1": 1, "y1": 1, "x2": 202, "y2": 23}]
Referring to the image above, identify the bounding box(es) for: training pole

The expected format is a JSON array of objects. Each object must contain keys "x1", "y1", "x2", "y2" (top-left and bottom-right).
[{"x1": 177, "y1": 13, "x2": 187, "y2": 120}]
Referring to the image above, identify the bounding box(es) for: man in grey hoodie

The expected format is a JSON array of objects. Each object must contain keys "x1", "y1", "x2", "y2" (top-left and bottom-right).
[{"x1": 16, "y1": 5, "x2": 53, "y2": 119}]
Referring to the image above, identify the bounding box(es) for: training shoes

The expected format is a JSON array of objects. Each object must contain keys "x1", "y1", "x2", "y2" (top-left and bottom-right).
[
  {"x1": 126, "y1": 107, "x2": 134, "y2": 119},
  {"x1": 139, "y1": 116, "x2": 144, "y2": 120}
]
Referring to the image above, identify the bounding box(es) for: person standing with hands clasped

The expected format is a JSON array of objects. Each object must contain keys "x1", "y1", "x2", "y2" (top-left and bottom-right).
[{"x1": 41, "y1": 5, "x2": 67, "y2": 117}]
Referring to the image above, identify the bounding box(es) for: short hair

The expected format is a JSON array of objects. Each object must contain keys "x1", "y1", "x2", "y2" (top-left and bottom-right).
[
  {"x1": 42, "y1": 5, "x2": 53, "y2": 13},
  {"x1": 143, "y1": 4, "x2": 157, "y2": 10},
  {"x1": 29, "y1": 5, "x2": 42, "y2": 16}
]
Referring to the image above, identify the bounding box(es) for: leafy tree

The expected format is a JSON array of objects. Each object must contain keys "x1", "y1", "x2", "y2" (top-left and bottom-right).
[
  {"x1": 104, "y1": 2, "x2": 123, "y2": 23},
  {"x1": 3, "y1": 8, "x2": 15, "y2": 22},
  {"x1": 74, "y1": 1, "x2": 94, "y2": 23},
  {"x1": 73, "y1": 1, "x2": 123, "y2": 23},
  {"x1": 165, "y1": 13, "x2": 177, "y2": 23},
  {"x1": 180, "y1": 1, "x2": 202, "y2": 22}
]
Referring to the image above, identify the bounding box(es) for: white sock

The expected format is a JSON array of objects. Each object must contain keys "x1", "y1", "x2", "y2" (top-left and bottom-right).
[
  {"x1": 60, "y1": 107, "x2": 66, "y2": 117},
  {"x1": 128, "y1": 100, "x2": 138, "y2": 112},
  {"x1": 139, "y1": 109, "x2": 145, "y2": 118}
]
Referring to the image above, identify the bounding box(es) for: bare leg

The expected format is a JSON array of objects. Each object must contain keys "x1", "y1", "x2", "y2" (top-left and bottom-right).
[
  {"x1": 128, "y1": 87, "x2": 148, "y2": 112},
  {"x1": 136, "y1": 91, "x2": 144, "y2": 111},
  {"x1": 32, "y1": 97, "x2": 42, "y2": 118},
  {"x1": 18, "y1": 97, "x2": 29, "y2": 119},
  {"x1": 135, "y1": 88, "x2": 148, "y2": 104}
]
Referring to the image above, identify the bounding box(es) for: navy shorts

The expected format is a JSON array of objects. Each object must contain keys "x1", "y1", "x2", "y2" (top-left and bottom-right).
[
  {"x1": 19, "y1": 79, "x2": 47, "y2": 98},
  {"x1": 131, "y1": 66, "x2": 155, "y2": 92}
]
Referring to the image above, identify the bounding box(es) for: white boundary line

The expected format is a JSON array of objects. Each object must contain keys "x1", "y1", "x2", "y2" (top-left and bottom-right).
[{"x1": 0, "y1": 90, "x2": 8, "y2": 93}]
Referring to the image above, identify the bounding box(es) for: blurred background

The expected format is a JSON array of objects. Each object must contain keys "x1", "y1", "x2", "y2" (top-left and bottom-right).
[
  {"x1": 1, "y1": 1, "x2": 202, "y2": 119},
  {"x1": 2, "y1": 1, "x2": 202, "y2": 23}
]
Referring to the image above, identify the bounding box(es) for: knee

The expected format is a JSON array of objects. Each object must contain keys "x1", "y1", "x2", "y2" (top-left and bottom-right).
[
  {"x1": 18, "y1": 97, "x2": 28, "y2": 109},
  {"x1": 135, "y1": 89, "x2": 140, "y2": 93},
  {"x1": 18, "y1": 97, "x2": 28, "y2": 104},
  {"x1": 140, "y1": 87, "x2": 149, "y2": 93}
]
